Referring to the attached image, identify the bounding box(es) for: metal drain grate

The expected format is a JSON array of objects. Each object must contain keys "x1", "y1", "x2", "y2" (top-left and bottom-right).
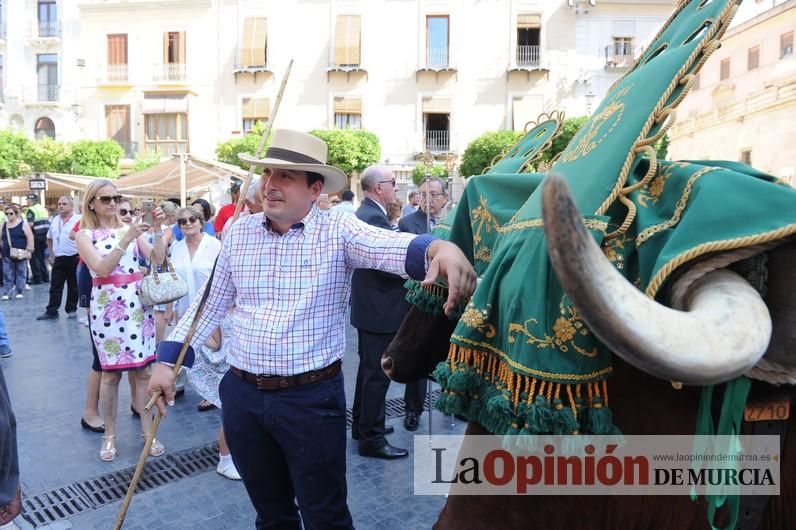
[{"x1": 22, "y1": 392, "x2": 442, "y2": 527}]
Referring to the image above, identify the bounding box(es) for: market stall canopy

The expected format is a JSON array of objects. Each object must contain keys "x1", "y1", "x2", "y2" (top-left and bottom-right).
[
  {"x1": 0, "y1": 172, "x2": 98, "y2": 200},
  {"x1": 115, "y1": 155, "x2": 248, "y2": 199}
]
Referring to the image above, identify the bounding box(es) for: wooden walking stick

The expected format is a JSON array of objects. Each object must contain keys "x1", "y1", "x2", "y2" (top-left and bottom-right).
[{"x1": 113, "y1": 59, "x2": 294, "y2": 530}]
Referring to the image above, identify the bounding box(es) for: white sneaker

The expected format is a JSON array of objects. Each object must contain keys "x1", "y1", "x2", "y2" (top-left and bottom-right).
[
  {"x1": 67, "y1": 311, "x2": 77, "y2": 319},
  {"x1": 216, "y1": 460, "x2": 242, "y2": 480},
  {"x1": 14, "y1": 294, "x2": 22, "y2": 300},
  {"x1": 0, "y1": 296, "x2": 7, "y2": 301},
  {"x1": 24, "y1": 285, "x2": 30, "y2": 291}
]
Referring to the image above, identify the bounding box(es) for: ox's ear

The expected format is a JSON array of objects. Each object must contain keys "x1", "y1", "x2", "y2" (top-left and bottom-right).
[{"x1": 541, "y1": 174, "x2": 771, "y2": 386}]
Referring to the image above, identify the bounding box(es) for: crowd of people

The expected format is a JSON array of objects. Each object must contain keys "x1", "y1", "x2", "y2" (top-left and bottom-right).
[{"x1": 0, "y1": 129, "x2": 475, "y2": 529}]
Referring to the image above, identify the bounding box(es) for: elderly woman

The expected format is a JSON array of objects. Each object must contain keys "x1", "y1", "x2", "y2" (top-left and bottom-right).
[
  {"x1": 169, "y1": 205, "x2": 239, "y2": 479},
  {"x1": 0, "y1": 204, "x2": 34, "y2": 300},
  {"x1": 74, "y1": 180, "x2": 168, "y2": 462}
]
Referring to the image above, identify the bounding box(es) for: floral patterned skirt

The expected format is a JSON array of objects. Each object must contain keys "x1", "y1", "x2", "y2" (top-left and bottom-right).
[{"x1": 89, "y1": 276, "x2": 156, "y2": 371}]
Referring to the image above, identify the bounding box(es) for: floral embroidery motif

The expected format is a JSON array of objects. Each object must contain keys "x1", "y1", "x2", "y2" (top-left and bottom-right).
[
  {"x1": 470, "y1": 196, "x2": 501, "y2": 265},
  {"x1": 558, "y1": 86, "x2": 631, "y2": 164},
  {"x1": 508, "y1": 297, "x2": 598, "y2": 358},
  {"x1": 460, "y1": 303, "x2": 497, "y2": 338}
]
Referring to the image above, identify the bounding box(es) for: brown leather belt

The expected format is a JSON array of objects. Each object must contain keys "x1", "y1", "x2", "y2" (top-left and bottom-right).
[{"x1": 229, "y1": 360, "x2": 341, "y2": 391}]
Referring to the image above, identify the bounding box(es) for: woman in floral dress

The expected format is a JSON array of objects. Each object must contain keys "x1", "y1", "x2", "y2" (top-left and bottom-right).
[{"x1": 75, "y1": 180, "x2": 168, "y2": 462}]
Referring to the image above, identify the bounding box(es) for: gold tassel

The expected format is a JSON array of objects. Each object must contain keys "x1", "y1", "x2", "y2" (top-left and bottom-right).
[
  {"x1": 566, "y1": 384, "x2": 578, "y2": 422},
  {"x1": 528, "y1": 378, "x2": 537, "y2": 403},
  {"x1": 602, "y1": 380, "x2": 609, "y2": 408}
]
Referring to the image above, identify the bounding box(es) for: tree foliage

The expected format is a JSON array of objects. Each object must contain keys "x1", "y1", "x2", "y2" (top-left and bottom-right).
[
  {"x1": 0, "y1": 130, "x2": 125, "y2": 178},
  {"x1": 459, "y1": 130, "x2": 524, "y2": 177},
  {"x1": 215, "y1": 121, "x2": 272, "y2": 169},
  {"x1": 535, "y1": 116, "x2": 589, "y2": 167},
  {"x1": 411, "y1": 164, "x2": 448, "y2": 186},
  {"x1": 131, "y1": 151, "x2": 163, "y2": 173},
  {"x1": 309, "y1": 129, "x2": 381, "y2": 176}
]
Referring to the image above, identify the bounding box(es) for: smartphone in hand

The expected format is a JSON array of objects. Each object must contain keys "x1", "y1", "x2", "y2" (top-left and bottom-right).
[{"x1": 141, "y1": 200, "x2": 155, "y2": 226}]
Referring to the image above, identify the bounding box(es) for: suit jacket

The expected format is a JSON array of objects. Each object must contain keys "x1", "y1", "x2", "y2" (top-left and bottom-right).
[
  {"x1": 397, "y1": 208, "x2": 435, "y2": 235},
  {"x1": 350, "y1": 198, "x2": 411, "y2": 333}
]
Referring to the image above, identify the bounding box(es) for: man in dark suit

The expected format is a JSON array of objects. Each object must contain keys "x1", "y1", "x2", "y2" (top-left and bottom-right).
[
  {"x1": 397, "y1": 176, "x2": 449, "y2": 431},
  {"x1": 350, "y1": 165, "x2": 409, "y2": 459}
]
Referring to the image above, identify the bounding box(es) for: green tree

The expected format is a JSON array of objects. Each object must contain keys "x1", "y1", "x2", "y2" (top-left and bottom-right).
[
  {"x1": 309, "y1": 129, "x2": 381, "y2": 176},
  {"x1": 69, "y1": 140, "x2": 124, "y2": 178},
  {"x1": 215, "y1": 121, "x2": 271, "y2": 169},
  {"x1": 25, "y1": 137, "x2": 72, "y2": 174},
  {"x1": 459, "y1": 130, "x2": 523, "y2": 177},
  {"x1": 654, "y1": 133, "x2": 669, "y2": 161},
  {"x1": 412, "y1": 164, "x2": 448, "y2": 186},
  {"x1": 0, "y1": 130, "x2": 32, "y2": 178},
  {"x1": 131, "y1": 151, "x2": 163, "y2": 173}
]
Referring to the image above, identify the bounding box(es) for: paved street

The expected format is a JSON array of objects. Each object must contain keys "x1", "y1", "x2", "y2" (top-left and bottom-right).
[{"x1": 2, "y1": 284, "x2": 464, "y2": 529}]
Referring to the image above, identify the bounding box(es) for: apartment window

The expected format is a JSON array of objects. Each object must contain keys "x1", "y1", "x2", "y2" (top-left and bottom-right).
[
  {"x1": 143, "y1": 93, "x2": 188, "y2": 156},
  {"x1": 422, "y1": 96, "x2": 450, "y2": 152},
  {"x1": 106, "y1": 105, "x2": 132, "y2": 156},
  {"x1": 334, "y1": 15, "x2": 361, "y2": 67},
  {"x1": 240, "y1": 17, "x2": 267, "y2": 68},
  {"x1": 36, "y1": 53, "x2": 58, "y2": 101},
  {"x1": 426, "y1": 16, "x2": 449, "y2": 68},
  {"x1": 107, "y1": 34, "x2": 128, "y2": 81},
  {"x1": 748, "y1": 45, "x2": 759, "y2": 70},
  {"x1": 516, "y1": 14, "x2": 540, "y2": 67},
  {"x1": 333, "y1": 97, "x2": 362, "y2": 129},
  {"x1": 34, "y1": 117, "x2": 55, "y2": 139},
  {"x1": 782, "y1": 31, "x2": 794, "y2": 58},
  {"x1": 159, "y1": 31, "x2": 186, "y2": 81},
  {"x1": 719, "y1": 58, "x2": 730, "y2": 81},
  {"x1": 739, "y1": 149, "x2": 752, "y2": 165},
  {"x1": 38, "y1": 0, "x2": 57, "y2": 37},
  {"x1": 241, "y1": 97, "x2": 270, "y2": 133}
]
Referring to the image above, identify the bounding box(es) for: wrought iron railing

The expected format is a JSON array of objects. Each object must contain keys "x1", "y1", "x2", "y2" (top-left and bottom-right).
[
  {"x1": 152, "y1": 63, "x2": 186, "y2": 82},
  {"x1": 37, "y1": 20, "x2": 60, "y2": 38},
  {"x1": 516, "y1": 45, "x2": 541, "y2": 67},
  {"x1": 424, "y1": 130, "x2": 450, "y2": 152},
  {"x1": 233, "y1": 48, "x2": 268, "y2": 71},
  {"x1": 37, "y1": 84, "x2": 59, "y2": 102},
  {"x1": 604, "y1": 44, "x2": 642, "y2": 69},
  {"x1": 103, "y1": 64, "x2": 129, "y2": 82},
  {"x1": 426, "y1": 46, "x2": 450, "y2": 69}
]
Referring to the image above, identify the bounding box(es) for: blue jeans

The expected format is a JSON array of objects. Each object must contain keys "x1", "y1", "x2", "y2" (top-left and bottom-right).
[
  {"x1": 0, "y1": 307, "x2": 9, "y2": 353},
  {"x1": 2, "y1": 258, "x2": 26, "y2": 297},
  {"x1": 220, "y1": 370, "x2": 353, "y2": 530}
]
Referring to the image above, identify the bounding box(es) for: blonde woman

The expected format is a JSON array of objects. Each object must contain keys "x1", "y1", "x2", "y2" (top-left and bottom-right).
[{"x1": 75, "y1": 180, "x2": 168, "y2": 462}]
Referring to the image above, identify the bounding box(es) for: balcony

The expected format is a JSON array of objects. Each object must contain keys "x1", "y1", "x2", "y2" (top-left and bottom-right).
[
  {"x1": 604, "y1": 45, "x2": 642, "y2": 70},
  {"x1": 417, "y1": 46, "x2": 456, "y2": 81},
  {"x1": 37, "y1": 84, "x2": 60, "y2": 102},
  {"x1": 326, "y1": 47, "x2": 366, "y2": 81},
  {"x1": 26, "y1": 20, "x2": 61, "y2": 47},
  {"x1": 152, "y1": 63, "x2": 186, "y2": 83},
  {"x1": 508, "y1": 45, "x2": 549, "y2": 79},
  {"x1": 98, "y1": 64, "x2": 129, "y2": 84},
  {"x1": 424, "y1": 130, "x2": 450, "y2": 153},
  {"x1": 38, "y1": 21, "x2": 61, "y2": 38},
  {"x1": 232, "y1": 48, "x2": 272, "y2": 82}
]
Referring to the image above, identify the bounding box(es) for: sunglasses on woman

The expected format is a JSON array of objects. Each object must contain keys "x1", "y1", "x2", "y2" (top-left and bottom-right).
[
  {"x1": 177, "y1": 216, "x2": 199, "y2": 226},
  {"x1": 4, "y1": 212, "x2": 14, "y2": 217},
  {"x1": 95, "y1": 195, "x2": 124, "y2": 205},
  {"x1": 119, "y1": 208, "x2": 132, "y2": 216}
]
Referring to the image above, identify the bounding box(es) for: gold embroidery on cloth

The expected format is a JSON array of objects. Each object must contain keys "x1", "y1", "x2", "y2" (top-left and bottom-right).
[
  {"x1": 497, "y1": 218, "x2": 608, "y2": 234},
  {"x1": 471, "y1": 196, "x2": 501, "y2": 264},
  {"x1": 460, "y1": 304, "x2": 497, "y2": 338},
  {"x1": 558, "y1": 86, "x2": 631, "y2": 164},
  {"x1": 602, "y1": 233, "x2": 629, "y2": 270},
  {"x1": 507, "y1": 297, "x2": 599, "y2": 358}
]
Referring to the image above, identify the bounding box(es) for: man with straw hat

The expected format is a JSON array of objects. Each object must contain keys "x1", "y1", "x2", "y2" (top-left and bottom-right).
[{"x1": 149, "y1": 129, "x2": 476, "y2": 529}]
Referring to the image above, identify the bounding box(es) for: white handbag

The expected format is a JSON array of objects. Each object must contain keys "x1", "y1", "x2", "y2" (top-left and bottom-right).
[{"x1": 139, "y1": 257, "x2": 188, "y2": 306}]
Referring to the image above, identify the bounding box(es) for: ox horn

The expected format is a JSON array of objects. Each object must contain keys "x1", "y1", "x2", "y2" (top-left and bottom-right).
[{"x1": 541, "y1": 174, "x2": 772, "y2": 386}]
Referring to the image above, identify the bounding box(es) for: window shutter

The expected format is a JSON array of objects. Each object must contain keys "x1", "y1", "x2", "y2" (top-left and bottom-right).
[
  {"x1": 422, "y1": 96, "x2": 451, "y2": 114},
  {"x1": 335, "y1": 15, "x2": 361, "y2": 66},
  {"x1": 241, "y1": 17, "x2": 267, "y2": 67},
  {"x1": 333, "y1": 97, "x2": 362, "y2": 114},
  {"x1": 242, "y1": 97, "x2": 270, "y2": 119},
  {"x1": 517, "y1": 14, "x2": 540, "y2": 29},
  {"x1": 163, "y1": 32, "x2": 169, "y2": 63},
  {"x1": 107, "y1": 35, "x2": 127, "y2": 65},
  {"x1": 178, "y1": 31, "x2": 186, "y2": 64}
]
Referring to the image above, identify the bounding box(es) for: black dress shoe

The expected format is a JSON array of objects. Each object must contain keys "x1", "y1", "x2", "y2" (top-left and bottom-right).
[
  {"x1": 359, "y1": 441, "x2": 408, "y2": 460},
  {"x1": 36, "y1": 312, "x2": 58, "y2": 321},
  {"x1": 404, "y1": 411, "x2": 420, "y2": 431},
  {"x1": 80, "y1": 417, "x2": 105, "y2": 433},
  {"x1": 351, "y1": 425, "x2": 393, "y2": 441}
]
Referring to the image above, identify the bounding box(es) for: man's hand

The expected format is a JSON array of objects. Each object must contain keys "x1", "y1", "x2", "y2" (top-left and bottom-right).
[
  {"x1": 423, "y1": 240, "x2": 476, "y2": 316},
  {"x1": 148, "y1": 362, "x2": 177, "y2": 416}
]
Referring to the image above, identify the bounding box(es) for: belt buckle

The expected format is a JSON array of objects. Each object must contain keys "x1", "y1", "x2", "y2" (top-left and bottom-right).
[{"x1": 255, "y1": 374, "x2": 270, "y2": 391}]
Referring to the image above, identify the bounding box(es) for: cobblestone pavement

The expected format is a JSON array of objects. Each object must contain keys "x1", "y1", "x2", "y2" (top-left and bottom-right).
[{"x1": 2, "y1": 284, "x2": 465, "y2": 529}]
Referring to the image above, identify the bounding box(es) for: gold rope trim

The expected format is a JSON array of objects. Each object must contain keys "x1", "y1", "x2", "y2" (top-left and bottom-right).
[
  {"x1": 635, "y1": 166, "x2": 722, "y2": 247},
  {"x1": 497, "y1": 218, "x2": 608, "y2": 235},
  {"x1": 645, "y1": 222, "x2": 796, "y2": 298},
  {"x1": 451, "y1": 334, "x2": 614, "y2": 382}
]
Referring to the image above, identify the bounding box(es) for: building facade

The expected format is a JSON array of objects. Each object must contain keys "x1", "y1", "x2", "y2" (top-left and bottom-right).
[
  {"x1": 668, "y1": 0, "x2": 796, "y2": 182},
  {"x1": 1, "y1": 0, "x2": 674, "y2": 191}
]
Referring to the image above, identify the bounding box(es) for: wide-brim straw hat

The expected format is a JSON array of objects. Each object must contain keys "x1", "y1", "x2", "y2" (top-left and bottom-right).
[{"x1": 239, "y1": 129, "x2": 348, "y2": 194}]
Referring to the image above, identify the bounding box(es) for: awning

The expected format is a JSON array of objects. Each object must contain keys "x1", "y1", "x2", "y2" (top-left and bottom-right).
[
  {"x1": 115, "y1": 154, "x2": 248, "y2": 198},
  {"x1": 333, "y1": 97, "x2": 362, "y2": 114},
  {"x1": 142, "y1": 93, "x2": 188, "y2": 114},
  {"x1": 422, "y1": 96, "x2": 451, "y2": 114},
  {"x1": 242, "y1": 97, "x2": 271, "y2": 119},
  {"x1": 334, "y1": 15, "x2": 361, "y2": 66},
  {"x1": 241, "y1": 17, "x2": 267, "y2": 67},
  {"x1": 518, "y1": 14, "x2": 541, "y2": 29},
  {"x1": 0, "y1": 173, "x2": 98, "y2": 197}
]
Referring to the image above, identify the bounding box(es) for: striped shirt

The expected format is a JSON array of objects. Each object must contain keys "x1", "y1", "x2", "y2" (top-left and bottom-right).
[{"x1": 165, "y1": 204, "x2": 432, "y2": 375}]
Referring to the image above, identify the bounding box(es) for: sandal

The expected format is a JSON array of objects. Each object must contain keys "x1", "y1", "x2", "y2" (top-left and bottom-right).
[
  {"x1": 100, "y1": 435, "x2": 117, "y2": 462},
  {"x1": 197, "y1": 399, "x2": 217, "y2": 412},
  {"x1": 142, "y1": 434, "x2": 166, "y2": 457}
]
